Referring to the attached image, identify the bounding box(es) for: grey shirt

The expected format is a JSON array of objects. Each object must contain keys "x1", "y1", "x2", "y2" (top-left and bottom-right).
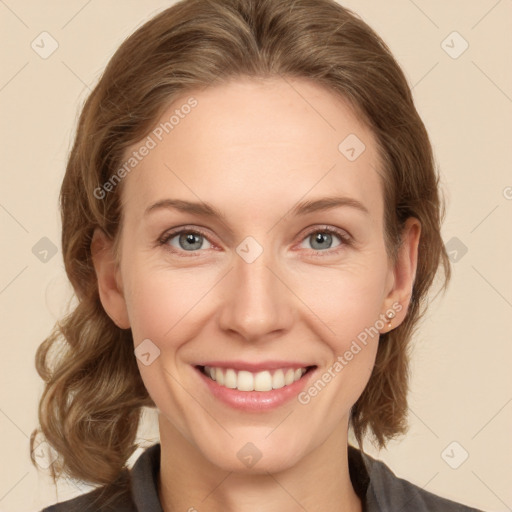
[{"x1": 41, "y1": 443, "x2": 484, "y2": 511}]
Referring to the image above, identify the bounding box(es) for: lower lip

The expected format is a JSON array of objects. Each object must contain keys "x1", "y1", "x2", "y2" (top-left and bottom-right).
[{"x1": 194, "y1": 366, "x2": 316, "y2": 411}]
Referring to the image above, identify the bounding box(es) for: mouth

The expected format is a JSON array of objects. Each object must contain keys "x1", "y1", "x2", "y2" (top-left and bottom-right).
[
  {"x1": 195, "y1": 364, "x2": 317, "y2": 392},
  {"x1": 192, "y1": 359, "x2": 318, "y2": 411}
]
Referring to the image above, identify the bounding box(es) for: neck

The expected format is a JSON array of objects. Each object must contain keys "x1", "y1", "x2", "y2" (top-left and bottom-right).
[{"x1": 157, "y1": 415, "x2": 362, "y2": 512}]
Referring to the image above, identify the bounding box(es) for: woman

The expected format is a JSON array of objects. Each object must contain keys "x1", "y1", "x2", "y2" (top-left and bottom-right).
[{"x1": 32, "y1": 0, "x2": 484, "y2": 510}]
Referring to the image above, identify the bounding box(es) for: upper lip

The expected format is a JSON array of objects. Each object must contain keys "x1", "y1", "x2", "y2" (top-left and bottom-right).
[{"x1": 195, "y1": 361, "x2": 316, "y2": 372}]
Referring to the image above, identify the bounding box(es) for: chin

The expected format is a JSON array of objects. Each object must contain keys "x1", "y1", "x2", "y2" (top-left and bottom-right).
[{"x1": 212, "y1": 449, "x2": 303, "y2": 475}]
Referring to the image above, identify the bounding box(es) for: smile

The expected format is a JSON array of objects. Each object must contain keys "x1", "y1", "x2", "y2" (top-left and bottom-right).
[
  {"x1": 194, "y1": 363, "x2": 317, "y2": 411},
  {"x1": 200, "y1": 365, "x2": 310, "y2": 392}
]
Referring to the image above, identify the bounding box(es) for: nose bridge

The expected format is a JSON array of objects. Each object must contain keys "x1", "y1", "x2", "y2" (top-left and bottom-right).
[{"x1": 218, "y1": 238, "x2": 293, "y2": 340}]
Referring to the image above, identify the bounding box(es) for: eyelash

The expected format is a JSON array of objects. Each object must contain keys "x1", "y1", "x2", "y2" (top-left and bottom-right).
[{"x1": 157, "y1": 225, "x2": 352, "y2": 258}]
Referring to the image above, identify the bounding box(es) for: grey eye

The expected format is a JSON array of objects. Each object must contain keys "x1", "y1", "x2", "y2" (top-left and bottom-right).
[
  {"x1": 301, "y1": 231, "x2": 342, "y2": 251},
  {"x1": 168, "y1": 232, "x2": 212, "y2": 251}
]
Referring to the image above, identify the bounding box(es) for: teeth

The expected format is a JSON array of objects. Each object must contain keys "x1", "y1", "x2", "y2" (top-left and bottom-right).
[
  {"x1": 254, "y1": 371, "x2": 272, "y2": 391},
  {"x1": 224, "y1": 369, "x2": 237, "y2": 389},
  {"x1": 285, "y1": 369, "x2": 295, "y2": 386},
  {"x1": 215, "y1": 367, "x2": 224, "y2": 386},
  {"x1": 272, "y1": 369, "x2": 285, "y2": 389},
  {"x1": 237, "y1": 371, "x2": 254, "y2": 391},
  {"x1": 202, "y1": 366, "x2": 308, "y2": 392}
]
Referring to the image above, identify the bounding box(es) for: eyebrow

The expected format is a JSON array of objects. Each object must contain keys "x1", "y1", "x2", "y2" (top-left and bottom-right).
[{"x1": 144, "y1": 196, "x2": 369, "y2": 219}]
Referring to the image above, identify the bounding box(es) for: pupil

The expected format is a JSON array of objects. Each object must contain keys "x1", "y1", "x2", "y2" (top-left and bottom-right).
[
  {"x1": 312, "y1": 232, "x2": 331, "y2": 250},
  {"x1": 180, "y1": 232, "x2": 202, "y2": 251}
]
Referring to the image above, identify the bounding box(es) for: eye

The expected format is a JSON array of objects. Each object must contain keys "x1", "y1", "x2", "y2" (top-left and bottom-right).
[
  {"x1": 160, "y1": 228, "x2": 213, "y2": 253},
  {"x1": 158, "y1": 225, "x2": 352, "y2": 257},
  {"x1": 298, "y1": 227, "x2": 351, "y2": 254}
]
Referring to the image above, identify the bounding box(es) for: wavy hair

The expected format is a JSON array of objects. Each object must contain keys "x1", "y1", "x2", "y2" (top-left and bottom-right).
[{"x1": 31, "y1": 0, "x2": 451, "y2": 491}]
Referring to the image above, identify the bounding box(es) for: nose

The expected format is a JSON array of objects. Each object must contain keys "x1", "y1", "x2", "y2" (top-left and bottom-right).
[{"x1": 217, "y1": 245, "x2": 295, "y2": 343}]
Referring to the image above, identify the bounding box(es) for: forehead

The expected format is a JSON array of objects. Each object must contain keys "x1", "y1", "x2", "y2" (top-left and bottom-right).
[{"x1": 121, "y1": 77, "x2": 384, "y2": 224}]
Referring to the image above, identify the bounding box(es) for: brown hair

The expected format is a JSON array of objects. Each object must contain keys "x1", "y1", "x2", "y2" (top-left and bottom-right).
[{"x1": 31, "y1": 0, "x2": 450, "y2": 490}]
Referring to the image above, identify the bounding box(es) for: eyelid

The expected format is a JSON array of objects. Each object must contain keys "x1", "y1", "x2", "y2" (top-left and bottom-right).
[{"x1": 300, "y1": 224, "x2": 351, "y2": 240}]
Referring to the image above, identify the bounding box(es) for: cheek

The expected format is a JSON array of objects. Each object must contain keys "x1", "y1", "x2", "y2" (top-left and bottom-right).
[
  {"x1": 290, "y1": 257, "x2": 388, "y2": 393},
  {"x1": 123, "y1": 260, "x2": 219, "y2": 343},
  {"x1": 292, "y1": 257, "x2": 390, "y2": 339}
]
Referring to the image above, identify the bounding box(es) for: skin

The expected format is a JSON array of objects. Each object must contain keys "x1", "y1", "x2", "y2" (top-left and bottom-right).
[{"x1": 92, "y1": 77, "x2": 420, "y2": 512}]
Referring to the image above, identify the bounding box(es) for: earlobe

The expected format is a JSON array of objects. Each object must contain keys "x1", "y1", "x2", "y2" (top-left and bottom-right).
[
  {"x1": 90, "y1": 227, "x2": 131, "y2": 329},
  {"x1": 383, "y1": 217, "x2": 421, "y2": 331}
]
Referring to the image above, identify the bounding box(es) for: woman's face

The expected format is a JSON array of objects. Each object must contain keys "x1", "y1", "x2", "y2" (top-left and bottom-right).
[{"x1": 94, "y1": 77, "x2": 419, "y2": 473}]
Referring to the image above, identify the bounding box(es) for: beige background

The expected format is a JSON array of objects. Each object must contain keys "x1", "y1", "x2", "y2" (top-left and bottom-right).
[{"x1": 1, "y1": 1, "x2": 511, "y2": 511}]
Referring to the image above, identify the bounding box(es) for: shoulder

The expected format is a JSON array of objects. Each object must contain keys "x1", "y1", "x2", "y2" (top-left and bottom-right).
[
  {"x1": 40, "y1": 479, "x2": 134, "y2": 512},
  {"x1": 40, "y1": 444, "x2": 162, "y2": 512},
  {"x1": 357, "y1": 448, "x2": 485, "y2": 512}
]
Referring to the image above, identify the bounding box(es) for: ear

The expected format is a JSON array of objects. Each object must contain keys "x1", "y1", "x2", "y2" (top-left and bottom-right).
[
  {"x1": 382, "y1": 217, "x2": 421, "y2": 331},
  {"x1": 90, "y1": 227, "x2": 130, "y2": 329}
]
